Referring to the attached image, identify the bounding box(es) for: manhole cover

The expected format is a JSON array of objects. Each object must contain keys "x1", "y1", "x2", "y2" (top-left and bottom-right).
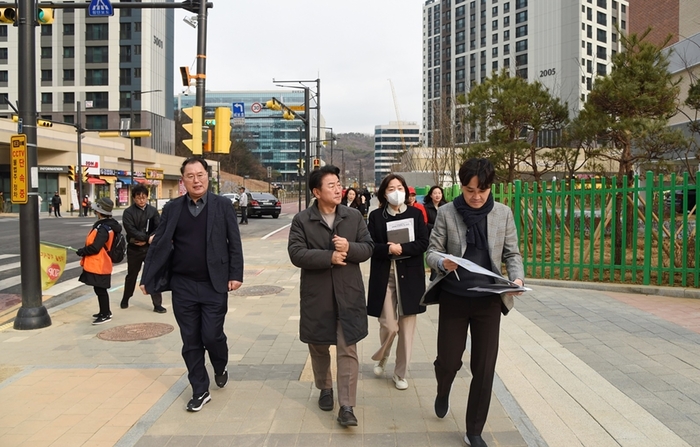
[
  {"x1": 97, "y1": 323, "x2": 174, "y2": 342},
  {"x1": 232, "y1": 285, "x2": 284, "y2": 296}
]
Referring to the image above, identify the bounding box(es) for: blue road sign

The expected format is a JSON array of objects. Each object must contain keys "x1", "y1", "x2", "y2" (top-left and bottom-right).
[
  {"x1": 89, "y1": 0, "x2": 114, "y2": 17},
  {"x1": 232, "y1": 102, "x2": 245, "y2": 118}
]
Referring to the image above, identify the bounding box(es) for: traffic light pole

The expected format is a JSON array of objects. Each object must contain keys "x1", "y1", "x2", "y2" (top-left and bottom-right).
[{"x1": 15, "y1": 0, "x2": 51, "y2": 330}]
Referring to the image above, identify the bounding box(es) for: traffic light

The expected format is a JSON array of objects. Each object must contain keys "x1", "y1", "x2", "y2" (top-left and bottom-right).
[
  {"x1": 179, "y1": 66, "x2": 193, "y2": 87},
  {"x1": 265, "y1": 99, "x2": 282, "y2": 111},
  {"x1": 0, "y1": 8, "x2": 15, "y2": 24},
  {"x1": 182, "y1": 106, "x2": 203, "y2": 155},
  {"x1": 37, "y1": 120, "x2": 53, "y2": 127},
  {"x1": 37, "y1": 8, "x2": 54, "y2": 24},
  {"x1": 282, "y1": 110, "x2": 296, "y2": 120},
  {"x1": 203, "y1": 128, "x2": 212, "y2": 152},
  {"x1": 81, "y1": 166, "x2": 89, "y2": 183},
  {"x1": 313, "y1": 159, "x2": 320, "y2": 169},
  {"x1": 214, "y1": 107, "x2": 231, "y2": 154},
  {"x1": 98, "y1": 130, "x2": 151, "y2": 138},
  {"x1": 67, "y1": 165, "x2": 75, "y2": 182}
]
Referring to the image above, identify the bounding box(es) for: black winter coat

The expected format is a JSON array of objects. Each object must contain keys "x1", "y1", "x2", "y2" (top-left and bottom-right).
[
  {"x1": 366, "y1": 206, "x2": 429, "y2": 318},
  {"x1": 288, "y1": 203, "x2": 374, "y2": 346}
]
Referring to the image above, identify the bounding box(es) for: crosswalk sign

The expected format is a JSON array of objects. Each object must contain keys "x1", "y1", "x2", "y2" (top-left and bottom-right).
[{"x1": 89, "y1": 0, "x2": 114, "y2": 17}]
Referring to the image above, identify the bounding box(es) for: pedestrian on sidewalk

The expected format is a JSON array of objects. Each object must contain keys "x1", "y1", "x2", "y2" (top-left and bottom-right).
[
  {"x1": 120, "y1": 184, "x2": 165, "y2": 313},
  {"x1": 287, "y1": 165, "x2": 374, "y2": 427},
  {"x1": 407, "y1": 187, "x2": 428, "y2": 224},
  {"x1": 423, "y1": 158, "x2": 524, "y2": 447},
  {"x1": 76, "y1": 197, "x2": 121, "y2": 325},
  {"x1": 140, "y1": 157, "x2": 244, "y2": 413},
  {"x1": 366, "y1": 173, "x2": 429, "y2": 391},
  {"x1": 82, "y1": 195, "x2": 90, "y2": 217},
  {"x1": 238, "y1": 186, "x2": 248, "y2": 225},
  {"x1": 51, "y1": 191, "x2": 62, "y2": 217}
]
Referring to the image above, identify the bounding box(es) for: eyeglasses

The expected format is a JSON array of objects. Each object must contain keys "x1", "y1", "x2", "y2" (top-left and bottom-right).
[{"x1": 183, "y1": 173, "x2": 207, "y2": 182}]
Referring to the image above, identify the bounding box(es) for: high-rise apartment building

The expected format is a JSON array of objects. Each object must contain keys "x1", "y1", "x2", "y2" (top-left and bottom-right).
[
  {"x1": 629, "y1": 0, "x2": 700, "y2": 48},
  {"x1": 422, "y1": 0, "x2": 628, "y2": 147},
  {"x1": 374, "y1": 121, "x2": 420, "y2": 186},
  {"x1": 0, "y1": 3, "x2": 175, "y2": 154}
]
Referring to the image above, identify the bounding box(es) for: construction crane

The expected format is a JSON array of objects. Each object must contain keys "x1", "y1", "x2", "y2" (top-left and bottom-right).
[{"x1": 388, "y1": 79, "x2": 407, "y2": 152}]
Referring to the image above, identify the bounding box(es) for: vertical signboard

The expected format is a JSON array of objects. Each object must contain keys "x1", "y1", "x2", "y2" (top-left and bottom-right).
[{"x1": 11, "y1": 134, "x2": 28, "y2": 204}]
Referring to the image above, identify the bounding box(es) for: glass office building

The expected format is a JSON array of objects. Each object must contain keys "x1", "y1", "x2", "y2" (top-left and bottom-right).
[{"x1": 177, "y1": 90, "x2": 318, "y2": 181}]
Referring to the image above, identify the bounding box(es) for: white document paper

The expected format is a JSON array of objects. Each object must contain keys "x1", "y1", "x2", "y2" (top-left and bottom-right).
[
  {"x1": 431, "y1": 251, "x2": 531, "y2": 292},
  {"x1": 386, "y1": 218, "x2": 415, "y2": 242}
]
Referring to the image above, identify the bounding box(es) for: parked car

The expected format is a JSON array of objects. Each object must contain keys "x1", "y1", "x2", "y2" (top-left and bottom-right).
[{"x1": 245, "y1": 192, "x2": 281, "y2": 218}]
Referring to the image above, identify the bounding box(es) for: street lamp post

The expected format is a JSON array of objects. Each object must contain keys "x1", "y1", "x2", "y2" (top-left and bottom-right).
[
  {"x1": 336, "y1": 148, "x2": 345, "y2": 186},
  {"x1": 319, "y1": 126, "x2": 335, "y2": 165}
]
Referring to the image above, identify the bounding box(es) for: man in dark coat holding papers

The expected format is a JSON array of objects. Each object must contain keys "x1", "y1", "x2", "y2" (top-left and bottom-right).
[{"x1": 423, "y1": 158, "x2": 524, "y2": 447}]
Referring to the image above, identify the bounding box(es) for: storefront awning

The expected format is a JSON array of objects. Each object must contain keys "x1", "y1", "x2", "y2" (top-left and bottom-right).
[
  {"x1": 117, "y1": 177, "x2": 133, "y2": 185},
  {"x1": 87, "y1": 178, "x2": 106, "y2": 185},
  {"x1": 100, "y1": 176, "x2": 118, "y2": 184},
  {"x1": 134, "y1": 178, "x2": 148, "y2": 184}
]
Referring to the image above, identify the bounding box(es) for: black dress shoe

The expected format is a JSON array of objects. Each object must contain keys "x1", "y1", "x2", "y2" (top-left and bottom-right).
[
  {"x1": 215, "y1": 369, "x2": 228, "y2": 388},
  {"x1": 337, "y1": 405, "x2": 357, "y2": 427},
  {"x1": 120, "y1": 298, "x2": 129, "y2": 309},
  {"x1": 318, "y1": 388, "x2": 333, "y2": 411},
  {"x1": 153, "y1": 305, "x2": 167, "y2": 313},
  {"x1": 435, "y1": 394, "x2": 450, "y2": 418},
  {"x1": 465, "y1": 434, "x2": 488, "y2": 447}
]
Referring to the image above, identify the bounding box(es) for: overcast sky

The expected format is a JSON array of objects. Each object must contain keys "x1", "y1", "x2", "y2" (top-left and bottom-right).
[{"x1": 173, "y1": 1, "x2": 424, "y2": 135}]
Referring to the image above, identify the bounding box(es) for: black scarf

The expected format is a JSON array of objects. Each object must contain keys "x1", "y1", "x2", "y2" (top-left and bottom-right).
[{"x1": 452, "y1": 193, "x2": 494, "y2": 250}]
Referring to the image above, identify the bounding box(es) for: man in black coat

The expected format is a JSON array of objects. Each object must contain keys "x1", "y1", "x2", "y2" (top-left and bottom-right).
[
  {"x1": 51, "y1": 191, "x2": 62, "y2": 217},
  {"x1": 140, "y1": 157, "x2": 244, "y2": 412},
  {"x1": 120, "y1": 184, "x2": 164, "y2": 313}
]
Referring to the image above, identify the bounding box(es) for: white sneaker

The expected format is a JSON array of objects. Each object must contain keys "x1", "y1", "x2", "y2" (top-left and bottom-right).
[
  {"x1": 373, "y1": 357, "x2": 388, "y2": 377},
  {"x1": 393, "y1": 374, "x2": 408, "y2": 390}
]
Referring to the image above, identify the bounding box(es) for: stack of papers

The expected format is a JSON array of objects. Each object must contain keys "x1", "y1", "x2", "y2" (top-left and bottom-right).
[{"x1": 431, "y1": 252, "x2": 531, "y2": 294}]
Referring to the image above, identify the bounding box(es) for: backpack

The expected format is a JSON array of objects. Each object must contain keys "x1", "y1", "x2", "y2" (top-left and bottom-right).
[{"x1": 101, "y1": 224, "x2": 127, "y2": 263}]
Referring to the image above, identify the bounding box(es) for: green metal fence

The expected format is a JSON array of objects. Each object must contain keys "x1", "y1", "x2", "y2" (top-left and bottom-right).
[{"x1": 492, "y1": 172, "x2": 699, "y2": 287}]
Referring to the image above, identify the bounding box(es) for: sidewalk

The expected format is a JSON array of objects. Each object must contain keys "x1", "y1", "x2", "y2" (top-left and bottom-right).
[{"x1": 1, "y1": 225, "x2": 700, "y2": 446}]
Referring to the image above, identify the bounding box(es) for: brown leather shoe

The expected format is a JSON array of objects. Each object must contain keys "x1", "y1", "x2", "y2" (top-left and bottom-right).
[{"x1": 337, "y1": 405, "x2": 357, "y2": 426}]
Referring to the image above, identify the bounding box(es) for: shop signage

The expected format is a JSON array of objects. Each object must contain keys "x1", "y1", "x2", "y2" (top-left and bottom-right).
[{"x1": 11, "y1": 134, "x2": 28, "y2": 204}]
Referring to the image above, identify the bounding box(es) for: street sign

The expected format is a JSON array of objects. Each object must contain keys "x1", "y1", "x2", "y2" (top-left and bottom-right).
[
  {"x1": 145, "y1": 168, "x2": 164, "y2": 180},
  {"x1": 232, "y1": 102, "x2": 245, "y2": 118},
  {"x1": 10, "y1": 134, "x2": 28, "y2": 204},
  {"x1": 89, "y1": 0, "x2": 114, "y2": 17},
  {"x1": 267, "y1": 166, "x2": 272, "y2": 178},
  {"x1": 251, "y1": 102, "x2": 262, "y2": 113}
]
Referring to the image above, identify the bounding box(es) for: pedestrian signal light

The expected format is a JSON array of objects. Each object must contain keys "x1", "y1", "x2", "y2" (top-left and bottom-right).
[
  {"x1": 0, "y1": 8, "x2": 16, "y2": 24},
  {"x1": 214, "y1": 107, "x2": 231, "y2": 154},
  {"x1": 37, "y1": 8, "x2": 54, "y2": 25},
  {"x1": 265, "y1": 99, "x2": 282, "y2": 111},
  {"x1": 67, "y1": 165, "x2": 76, "y2": 182},
  {"x1": 313, "y1": 159, "x2": 320, "y2": 169},
  {"x1": 182, "y1": 106, "x2": 203, "y2": 155}
]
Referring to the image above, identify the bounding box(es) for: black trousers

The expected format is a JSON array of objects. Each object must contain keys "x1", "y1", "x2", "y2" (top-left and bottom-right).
[
  {"x1": 239, "y1": 206, "x2": 248, "y2": 223},
  {"x1": 53, "y1": 206, "x2": 61, "y2": 217},
  {"x1": 94, "y1": 286, "x2": 110, "y2": 316},
  {"x1": 171, "y1": 275, "x2": 229, "y2": 395},
  {"x1": 123, "y1": 245, "x2": 162, "y2": 306},
  {"x1": 435, "y1": 290, "x2": 502, "y2": 436}
]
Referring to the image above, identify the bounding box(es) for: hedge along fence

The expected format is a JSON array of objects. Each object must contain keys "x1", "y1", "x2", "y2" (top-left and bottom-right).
[{"x1": 491, "y1": 172, "x2": 699, "y2": 287}]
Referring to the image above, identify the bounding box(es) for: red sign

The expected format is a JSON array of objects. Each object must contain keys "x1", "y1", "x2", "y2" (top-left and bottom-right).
[
  {"x1": 251, "y1": 102, "x2": 262, "y2": 113},
  {"x1": 46, "y1": 263, "x2": 61, "y2": 281}
]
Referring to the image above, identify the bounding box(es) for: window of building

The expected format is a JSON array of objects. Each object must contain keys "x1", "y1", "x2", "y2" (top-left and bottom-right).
[
  {"x1": 515, "y1": 39, "x2": 527, "y2": 52},
  {"x1": 612, "y1": 33, "x2": 617, "y2": 42},
  {"x1": 597, "y1": 11, "x2": 606, "y2": 25},
  {"x1": 119, "y1": 68, "x2": 131, "y2": 86},
  {"x1": 86, "y1": 24, "x2": 108, "y2": 40},
  {"x1": 480, "y1": 23, "x2": 486, "y2": 33},
  {"x1": 504, "y1": 43, "x2": 510, "y2": 54},
  {"x1": 0, "y1": 48, "x2": 7, "y2": 60},
  {"x1": 0, "y1": 25, "x2": 7, "y2": 37},
  {"x1": 587, "y1": 24, "x2": 592, "y2": 38},
  {"x1": 85, "y1": 115, "x2": 108, "y2": 129},
  {"x1": 480, "y1": 36, "x2": 486, "y2": 47},
  {"x1": 120, "y1": 45, "x2": 131, "y2": 62},
  {"x1": 515, "y1": 25, "x2": 527, "y2": 37},
  {"x1": 516, "y1": 0, "x2": 527, "y2": 9},
  {"x1": 457, "y1": 56, "x2": 465, "y2": 67},
  {"x1": 504, "y1": 16, "x2": 510, "y2": 26},
  {"x1": 516, "y1": 68, "x2": 527, "y2": 78},
  {"x1": 86, "y1": 46, "x2": 109, "y2": 63},
  {"x1": 492, "y1": 60, "x2": 498, "y2": 70},
  {"x1": 63, "y1": 92, "x2": 74, "y2": 104},
  {"x1": 621, "y1": 4, "x2": 626, "y2": 12},
  {"x1": 515, "y1": 11, "x2": 527, "y2": 23},
  {"x1": 63, "y1": 46, "x2": 74, "y2": 58},
  {"x1": 40, "y1": 25, "x2": 52, "y2": 36},
  {"x1": 504, "y1": 2, "x2": 510, "y2": 12},
  {"x1": 134, "y1": 45, "x2": 141, "y2": 55},
  {"x1": 63, "y1": 115, "x2": 75, "y2": 124},
  {"x1": 587, "y1": 7, "x2": 592, "y2": 21},
  {"x1": 0, "y1": 70, "x2": 7, "y2": 82},
  {"x1": 597, "y1": 0, "x2": 606, "y2": 7},
  {"x1": 86, "y1": 69, "x2": 108, "y2": 85},
  {"x1": 63, "y1": 69, "x2": 74, "y2": 81},
  {"x1": 587, "y1": 59, "x2": 592, "y2": 73},
  {"x1": 492, "y1": 33, "x2": 498, "y2": 44},
  {"x1": 41, "y1": 47, "x2": 52, "y2": 59},
  {"x1": 457, "y1": 5, "x2": 465, "y2": 16},
  {"x1": 457, "y1": 30, "x2": 465, "y2": 42},
  {"x1": 457, "y1": 43, "x2": 465, "y2": 54},
  {"x1": 86, "y1": 92, "x2": 109, "y2": 109},
  {"x1": 492, "y1": 6, "x2": 498, "y2": 15},
  {"x1": 135, "y1": 22, "x2": 142, "y2": 32},
  {"x1": 63, "y1": 23, "x2": 74, "y2": 35},
  {"x1": 504, "y1": 29, "x2": 510, "y2": 40},
  {"x1": 64, "y1": 0, "x2": 75, "y2": 13},
  {"x1": 134, "y1": 67, "x2": 141, "y2": 78},
  {"x1": 515, "y1": 53, "x2": 527, "y2": 66},
  {"x1": 470, "y1": 1, "x2": 476, "y2": 8},
  {"x1": 120, "y1": 23, "x2": 131, "y2": 40},
  {"x1": 492, "y1": 19, "x2": 498, "y2": 30},
  {"x1": 597, "y1": 63, "x2": 606, "y2": 76},
  {"x1": 504, "y1": 57, "x2": 510, "y2": 67},
  {"x1": 587, "y1": 42, "x2": 592, "y2": 56},
  {"x1": 596, "y1": 45, "x2": 606, "y2": 59},
  {"x1": 492, "y1": 47, "x2": 498, "y2": 57},
  {"x1": 597, "y1": 28, "x2": 607, "y2": 43},
  {"x1": 41, "y1": 70, "x2": 52, "y2": 82},
  {"x1": 41, "y1": 93, "x2": 52, "y2": 104},
  {"x1": 621, "y1": 19, "x2": 625, "y2": 30}
]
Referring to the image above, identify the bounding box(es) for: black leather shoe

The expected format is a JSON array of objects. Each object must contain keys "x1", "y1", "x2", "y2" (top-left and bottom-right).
[
  {"x1": 465, "y1": 434, "x2": 488, "y2": 447},
  {"x1": 318, "y1": 388, "x2": 333, "y2": 411},
  {"x1": 120, "y1": 298, "x2": 129, "y2": 309},
  {"x1": 337, "y1": 405, "x2": 357, "y2": 427},
  {"x1": 215, "y1": 369, "x2": 228, "y2": 388},
  {"x1": 435, "y1": 394, "x2": 450, "y2": 418},
  {"x1": 153, "y1": 305, "x2": 167, "y2": 313}
]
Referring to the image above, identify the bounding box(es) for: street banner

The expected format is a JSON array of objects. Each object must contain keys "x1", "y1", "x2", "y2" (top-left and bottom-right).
[{"x1": 39, "y1": 243, "x2": 68, "y2": 291}]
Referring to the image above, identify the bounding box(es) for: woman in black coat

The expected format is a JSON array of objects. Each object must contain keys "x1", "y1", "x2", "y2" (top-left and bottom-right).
[
  {"x1": 341, "y1": 187, "x2": 367, "y2": 218},
  {"x1": 424, "y1": 185, "x2": 447, "y2": 236},
  {"x1": 366, "y1": 174, "x2": 429, "y2": 390}
]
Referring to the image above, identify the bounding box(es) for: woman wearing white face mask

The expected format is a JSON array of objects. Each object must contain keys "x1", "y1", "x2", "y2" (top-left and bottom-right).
[{"x1": 366, "y1": 174, "x2": 429, "y2": 390}]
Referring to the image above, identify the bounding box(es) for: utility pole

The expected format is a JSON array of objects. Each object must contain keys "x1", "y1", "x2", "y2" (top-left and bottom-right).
[
  {"x1": 15, "y1": 0, "x2": 51, "y2": 330},
  {"x1": 76, "y1": 102, "x2": 84, "y2": 216},
  {"x1": 195, "y1": 0, "x2": 208, "y2": 109}
]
